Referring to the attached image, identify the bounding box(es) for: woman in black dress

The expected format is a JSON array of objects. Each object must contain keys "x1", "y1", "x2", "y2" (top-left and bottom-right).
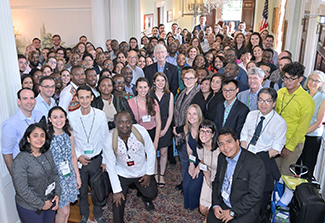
[{"x1": 150, "y1": 72, "x2": 174, "y2": 187}]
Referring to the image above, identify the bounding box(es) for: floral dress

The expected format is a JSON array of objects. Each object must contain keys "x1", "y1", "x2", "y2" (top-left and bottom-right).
[{"x1": 50, "y1": 132, "x2": 79, "y2": 208}]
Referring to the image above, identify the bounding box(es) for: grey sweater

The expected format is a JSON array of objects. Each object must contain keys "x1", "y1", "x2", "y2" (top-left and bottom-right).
[{"x1": 11, "y1": 150, "x2": 61, "y2": 211}]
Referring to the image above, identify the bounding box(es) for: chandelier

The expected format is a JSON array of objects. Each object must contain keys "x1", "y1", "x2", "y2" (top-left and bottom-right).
[{"x1": 182, "y1": 0, "x2": 232, "y2": 16}]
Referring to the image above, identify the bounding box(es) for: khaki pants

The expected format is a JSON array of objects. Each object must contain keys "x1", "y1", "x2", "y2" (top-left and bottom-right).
[{"x1": 276, "y1": 143, "x2": 304, "y2": 176}]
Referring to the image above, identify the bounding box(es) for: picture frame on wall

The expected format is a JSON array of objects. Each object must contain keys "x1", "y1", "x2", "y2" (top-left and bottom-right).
[
  {"x1": 144, "y1": 14, "x2": 154, "y2": 30},
  {"x1": 167, "y1": 10, "x2": 173, "y2": 23}
]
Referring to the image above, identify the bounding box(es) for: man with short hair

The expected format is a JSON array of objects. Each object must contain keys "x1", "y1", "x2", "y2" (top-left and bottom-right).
[
  {"x1": 79, "y1": 35, "x2": 87, "y2": 44},
  {"x1": 218, "y1": 49, "x2": 248, "y2": 85},
  {"x1": 260, "y1": 65, "x2": 279, "y2": 90},
  {"x1": 59, "y1": 65, "x2": 86, "y2": 113},
  {"x1": 264, "y1": 35, "x2": 278, "y2": 65},
  {"x1": 237, "y1": 22, "x2": 246, "y2": 34},
  {"x1": 121, "y1": 66, "x2": 135, "y2": 96},
  {"x1": 104, "y1": 110, "x2": 157, "y2": 222},
  {"x1": 94, "y1": 52, "x2": 106, "y2": 74},
  {"x1": 34, "y1": 76, "x2": 56, "y2": 118},
  {"x1": 18, "y1": 54, "x2": 28, "y2": 76},
  {"x1": 228, "y1": 21, "x2": 235, "y2": 36},
  {"x1": 275, "y1": 62, "x2": 314, "y2": 176},
  {"x1": 269, "y1": 56, "x2": 292, "y2": 83},
  {"x1": 1, "y1": 88, "x2": 43, "y2": 173},
  {"x1": 258, "y1": 49, "x2": 277, "y2": 73},
  {"x1": 110, "y1": 39, "x2": 119, "y2": 61},
  {"x1": 158, "y1": 24, "x2": 165, "y2": 35},
  {"x1": 241, "y1": 87, "x2": 286, "y2": 219},
  {"x1": 126, "y1": 50, "x2": 145, "y2": 85},
  {"x1": 166, "y1": 41, "x2": 179, "y2": 66},
  {"x1": 24, "y1": 50, "x2": 41, "y2": 74},
  {"x1": 51, "y1": 34, "x2": 65, "y2": 51},
  {"x1": 144, "y1": 44, "x2": 178, "y2": 95},
  {"x1": 85, "y1": 68, "x2": 100, "y2": 97},
  {"x1": 193, "y1": 15, "x2": 207, "y2": 32},
  {"x1": 224, "y1": 63, "x2": 249, "y2": 92},
  {"x1": 106, "y1": 39, "x2": 112, "y2": 53},
  {"x1": 238, "y1": 67, "x2": 265, "y2": 110},
  {"x1": 214, "y1": 79, "x2": 249, "y2": 138},
  {"x1": 151, "y1": 26, "x2": 159, "y2": 38},
  {"x1": 32, "y1": 38, "x2": 41, "y2": 50},
  {"x1": 67, "y1": 53, "x2": 81, "y2": 71},
  {"x1": 68, "y1": 85, "x2": 110, "y2": 223},
  {"x1": 171, "y1": 23, "x2": 182, "y2": 43},
  {"x1": 207, "y1": 128, "x2": 265, "y2": 223}
]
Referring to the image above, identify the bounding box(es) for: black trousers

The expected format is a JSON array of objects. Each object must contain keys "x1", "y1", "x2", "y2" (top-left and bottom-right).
[
  {"x1": 296, "y1": 135, "x2": 322, "y2": 178},
  {"x1": 113, "y1": 175, "x2": 157, "y2": 223},
  {"x1": 79, "y1": 155, "x2": 103, "y2": 218}
]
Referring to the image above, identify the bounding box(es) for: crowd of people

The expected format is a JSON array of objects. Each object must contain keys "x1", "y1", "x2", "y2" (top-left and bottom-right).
[{"x1": 3, "y1": 14, "x2": 325, "y2": 223}]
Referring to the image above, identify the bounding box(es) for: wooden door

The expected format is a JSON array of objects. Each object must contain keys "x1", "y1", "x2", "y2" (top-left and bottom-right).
[
  {"x1": 299, "y1": 11, "x2": 309, "y2": 64},
  {"x1": 206, "y1": 9, "x2": 216, "y2": 27},
  {"x1": 241, "y1": 0, "x2": 255, "y2": 31},
  {"x1": 315, "y1": 23, "x2": 325, "y2": 72}
]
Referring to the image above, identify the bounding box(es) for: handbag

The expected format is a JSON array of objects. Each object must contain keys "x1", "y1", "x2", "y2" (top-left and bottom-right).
[{"x1": 89, "y1": 170, "x2": 111, "y2": 206}]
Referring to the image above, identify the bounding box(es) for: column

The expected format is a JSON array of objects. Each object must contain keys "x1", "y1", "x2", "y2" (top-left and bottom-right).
[
  {"x1": 91, "y1": 0, "x2": 107, "y2": 49},
  {"x1": 0, "y1": 0, "x2": 21, "y2": 222},
  {"x1": 110, "y1": 0, "x2": 128, "y2": 41}
]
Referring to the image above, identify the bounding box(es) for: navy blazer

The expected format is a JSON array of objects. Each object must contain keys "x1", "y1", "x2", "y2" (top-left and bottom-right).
[
  {"x1": 214, "y1": 99, "x2": 249, "y2": 138},
  {"x1": 144, "y1": 62, "x2": 178, "y2": 95},
  {"x1": 212, "y1": 149, "x2": 265, "y2": 222}
]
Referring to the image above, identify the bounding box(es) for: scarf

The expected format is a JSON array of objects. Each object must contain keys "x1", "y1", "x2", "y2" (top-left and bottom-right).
[{"x1": 68, "y1": 86, "x2": 80, "y2": 112}]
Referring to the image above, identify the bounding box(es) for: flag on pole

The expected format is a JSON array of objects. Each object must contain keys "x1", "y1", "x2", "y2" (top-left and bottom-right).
[{"x1": 259, "y1": 0, "x2": 268, "y2": 32}]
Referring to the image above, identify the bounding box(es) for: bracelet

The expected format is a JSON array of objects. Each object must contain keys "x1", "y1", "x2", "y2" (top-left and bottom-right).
[{"x1": 189, "y1": 159, "x2": 196, "y2": 164}]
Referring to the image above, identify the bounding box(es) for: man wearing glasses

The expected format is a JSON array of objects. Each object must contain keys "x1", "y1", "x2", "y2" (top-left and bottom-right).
[
  {"x1": 275, "y1": 62, "x2": 314, "y2": 176},
  {"x1": 241, "y1": 87, "x2": 287, "y2": 219},
  {"x1": 214, "y1": 79, "x2": 249, "y2": 138},
  {"x1": 34, "y1": 76, "x2": 56, "y2": 118}
]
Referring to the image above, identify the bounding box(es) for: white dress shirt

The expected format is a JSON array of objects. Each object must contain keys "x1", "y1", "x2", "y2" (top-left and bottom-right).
[
  {"x1": 104, "y1": 124, "x2": 156, "y2": 193},
  {"x1": 241, "y1": 110, "x2": 287, "y2": 154},
  {"x1": 68, "y1": 107, "x2": 109, "y2": 168}
]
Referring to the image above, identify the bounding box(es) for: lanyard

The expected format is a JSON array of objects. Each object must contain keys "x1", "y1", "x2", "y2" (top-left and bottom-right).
[
  {"x1": 24, "y1": 116, "x2": 36, "y2": 126},
  {"x1": 123, "y1": 138, "x2": 132, "y2": 160},
  {"x1": 279, "y1": 94, "x2": 296, "y2": 115},
  {"x1": 80, "y1": 108, "x2": 96, "y2": 143}
]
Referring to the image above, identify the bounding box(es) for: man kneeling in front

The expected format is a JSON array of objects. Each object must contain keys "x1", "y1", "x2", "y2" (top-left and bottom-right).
[
  {"x1": 207, "y1": 128, "x2": 265, "y2": 223},
  {"x1": 104, "y1": 110, "x2": 157, "y2": 223}
]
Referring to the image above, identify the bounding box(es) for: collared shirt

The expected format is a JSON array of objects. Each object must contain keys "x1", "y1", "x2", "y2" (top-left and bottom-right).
[
  {"x1": 124, "y1": 83, "x2": 135, "y2": 96},
  {"x1": 88, "y1": 85, "x2": 100, "y2": 98},
  {"x1": 166, "y1": 52, "x2": 179, "y2": 66},
  {"x1": 1, "y1": 109, "x2": 43, "y2": 158},
  {"x1": 157, "y1": 62, "x2": 166, "y2": 73},
  {"x1": 68, "y1": 107, "x2": 109, "y2": 167},
  {"x1": 223, "y1": 98, "x2": 237, "y2": 126},
  {"x1": 237, "y1": 88, "x2": 261, "y2": 111},
  {"x1": 34, "y1": 94, "x2": 56, "y2": 118},
  {"x1": 126, "y1": 64, "x2": 145, "y2": 85},
  {"x1": 275, "y1": 86, "x2": 314, "y2": 151},
  {"x1": 201, "y1": 39, "x2": 210, "y2": 53},
  {"x1": 241, "y1": 110, "x2": 287, "y2": 154},
  {"x1": 222, "y1": 148, "x2": 242, "y2": 208},
  {"x1": 173, "y1": 34, "x2": 182, "y2": 43},
  {"x1": 59, "y1": 82, "x2": 79, "y2": 113},
  {"x1": 103, "y1": 124, "x2": 156, "y2": 193}
]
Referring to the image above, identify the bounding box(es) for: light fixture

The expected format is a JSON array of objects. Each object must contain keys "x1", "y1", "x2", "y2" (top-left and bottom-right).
[{"x1": 182, "y1": 0, "x2": 231, "y2": 17}]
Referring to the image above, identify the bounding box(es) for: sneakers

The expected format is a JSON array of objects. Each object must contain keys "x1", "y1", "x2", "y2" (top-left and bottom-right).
[
  {"x1": 95, "y1": 216, "x2": 106, "y2": 223},
  {"x1": 79, "y1": 216, "x2": 88, "y2": 223},
  {"x1": 143, "y1": 200, "x2": 155, "y2": 211}
]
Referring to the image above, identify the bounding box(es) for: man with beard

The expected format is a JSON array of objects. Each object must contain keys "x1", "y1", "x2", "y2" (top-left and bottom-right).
[
  {"x1": 66, "y1": 53, "x2": 80, "y2": 71},
  {"x1": 25, "y1": 50, "x2": 41, "y2": 74},
  {"x1": 18, "y1": 54, "x2": 28, "y2": 76},
  {"x1": 224, "y1": 63, "x2": 249, "y2": 92},
  {"x1": 34, "y1": 76, "x2": 56, "y2": 118},
  {"x1": 126, "y1": 50, "x2": 144, "y2": 85},
  {"x1": 51, "y1": 34, "x2": 65, "y2": 51},
  {"x1": 59, "y1": 65, "x2": 86, "y2": 113},
  {"x1": 85, "y1": 68, "x2": 99, "y2": 97}
]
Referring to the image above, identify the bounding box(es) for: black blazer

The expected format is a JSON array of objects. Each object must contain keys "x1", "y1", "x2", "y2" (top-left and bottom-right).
[
  {"x1": 214, "y1": 99, "x2": 249, "y2": 137},
  {"x1": 212, "y1": 149, "x2": 265, "y2": 222},
  {"x1": 144, "y1": 62, "x2": 178, "y2": 95}
]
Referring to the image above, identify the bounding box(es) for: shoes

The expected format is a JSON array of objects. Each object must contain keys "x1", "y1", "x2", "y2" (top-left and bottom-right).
[
  {"x1": 95, "y1": 216, "x2": 106, "y2": 223},
  {"x1": 169, "y1": 159, "x2": 177, "y2": 166},
  {"x1": 143, "y1": 200, "x2": 155, "y2": 211},
  {"x1": 157, "y1": 174, "x2": 166, "y2": 188},
  {"x1": 79, "y1": 216, "x2": 88, "y2": 223},
  {"x1": 175, "y1": 181, "x2": 183, "y2": 190}
]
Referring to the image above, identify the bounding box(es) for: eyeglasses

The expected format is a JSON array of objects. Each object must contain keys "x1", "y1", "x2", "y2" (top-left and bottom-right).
[
  {"x1": 308, "y1": 78, "x2": 323, "y2": 84},
  {"x1": 225, "y1": 54, "x2": 235, "y2": 58},
  {"x1": 183, "y1": 77, "x2": 196, "y2": 81},
  {"x1": 257, "y1": 98, "x2": 273, "y2": 104},
  {"x1": 199, "y1": 129, "x2": 212, "y2": 134},
  {"x1": 222, "y1": 89, "x2": 236, "y2": 93},
  {"x1": 53, "y1": 77, "x2": 62, "y2": 81},
  {"x1": 41, "y1": 85, "x2": 55, "y2": 89},
  {"x1": 115, "y1": 81, "x2": 125, "y2": 85},
  {"x1": 283, "y1": 75, "x2": 299, "y2": 82},
  {"x1": 48, "y1": 61, "x2": 57, "y2": 64},
  {"x1": 104, "y1": 63, "x2": 113, "y2": 66}
]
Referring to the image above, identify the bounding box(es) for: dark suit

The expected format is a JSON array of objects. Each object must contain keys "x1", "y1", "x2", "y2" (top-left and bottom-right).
[
  {"x1": 214, "y1": 99, "x2": 249, "y2": 138},
  {"x1": 193, "y1": 24, "x2": 207, "y2": 32},
  {"x1": 144, "y1": 62, "x2": 178, "y2": 95},
  {"x1": 207, "y1": 149, "x2": 266, "y2": 223}
]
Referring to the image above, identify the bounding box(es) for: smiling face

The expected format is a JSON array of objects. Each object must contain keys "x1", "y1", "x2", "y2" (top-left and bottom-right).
[
  {"x1": 40, "y1": 79, "x2": 55, "y2": 98},
  {"x1": 218, "y1": 133, "x2": 240, "y2": 159},
  {"x1": 258, "y1": 92, "x2": 275, "y2": 115},
  {"x1": 22, "y1": 77, "x2": 33, "y2": 89},
  {"x1": 248, "y1": 74, "x2": 263, "y2": 92},
  {"x1": 77, "y1": 89, "x2": 93, "y2": 110},
  {"x1": 122, "y1": 67, "x2": 133, "y2": 84},
  {"x1": 199, "y1": 127, "x2": 214, "y2": 145},
  {"x1": 49, "y1": 109, "x2": 66, "y2": 130},
  {"x1": 211, "y1": 76, "x2": 222, "y2": 93},
  {"x1": 98, "y1": 78, "x2": 113, "y2": 96},
  {"x1": 200, "y1": 79, "x2": 211, "y2": 93},
  {"x1": 47, "y1": 58, "x2": 57, "y2": 70},
  {"x1": 222, "y1": 82, "x2": 238, "y2": 103},
  {"x1": 27, "y1": 127, "x2": 46, "y2": 152},
  {"x1": 187, "y1": 106, "x2": 199, "y2": 125},
  {"x1": 253, "y1": 46, "x2": 263, "y2": 59},
  {"x1": 154, "y1": 75, "x2": 166, "y2": 91},
  {"x1": 177, "y1": 54, "x2": 186, "y2": 67},
  {"x1": 114, "y1": 76, "x2": 125, "y2": 92},
  {"x1": 307, "y1": 74, "x2": 323, "y2": 92},
  {"x1": 42, "y1": 67, "x2": 52, "y2": 76},
  {"x1": 154, "y1": 47, "x2": 167, "y2": 63},
  {"x1": 250, "y1": 34, "x2": 260, "y2": 47},
  {"x1": 137, "y1": 57, "x2": 146, "y2": 69},
  {"x1": 61, "y1": 70, "x2": 70, "y2": 85},
  {"x1": 189, "y1": 48, "x2": 197, "y2": 59},
  {"x1": 86, "y1": 69, "x2": 97, "y2": 87},
  {"x1": 116, "y1": 112, "x2": 132, "y2": 136},
  {"x1": 71, "y1": 67, "x2": 86, "y2": 86},
  {"x1": 194, "y1": 55, "x2": 206, "y2": 69},
  {"x1": 184, "y1": 71, "x2": 197, "y2": 89},
  {"x1": 136, "y1": 81, "x2": 149, "y2": 97},
  {"x1": 214, "y1": 57, "x2": 224, "y2": 70},
  {"x1": 18, "y1": 89, "x2": 36, "y2": 114}
]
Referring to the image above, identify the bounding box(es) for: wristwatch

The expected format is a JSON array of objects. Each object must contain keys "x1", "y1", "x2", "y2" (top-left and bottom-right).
[{"x1": 229, "y1": 210, "x2": 236, "y2": 217}]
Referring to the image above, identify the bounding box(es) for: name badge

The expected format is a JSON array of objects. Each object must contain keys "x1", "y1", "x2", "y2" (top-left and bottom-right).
[
  {"x1": 199, "y1": 163, "x2": 207, "y2": 171},
  {"x1": 127, "y1": 159, "x2": 135, "y2": 166},
  {"x1": 84, "y1": 144, "x2": 94, "y2": 154},
  {"x1": 142, "y1": 115, "x2": 151, "y2": 123},
  {"x1": 45, "y1": 182, "x2": 55, "y2": 196},
  {"x1": 59, "y1": 161, "x2": 71, "y2": 178},
  {"x1": 189, "y1": 154, "x2": 196, "y2": 163},
  {"x1": 222, "y1": 190, "x2": 229, "y2": 201}
]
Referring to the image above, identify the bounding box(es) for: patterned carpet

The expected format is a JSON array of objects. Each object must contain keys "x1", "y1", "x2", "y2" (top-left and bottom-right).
[{"x1": 102, "y1": 159, "x2": 206, "y2": 223}]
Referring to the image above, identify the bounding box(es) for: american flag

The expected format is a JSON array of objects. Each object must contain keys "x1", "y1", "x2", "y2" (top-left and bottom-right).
[{"x1": 259, "y1": 0, "x2": 268, "y2": 32}]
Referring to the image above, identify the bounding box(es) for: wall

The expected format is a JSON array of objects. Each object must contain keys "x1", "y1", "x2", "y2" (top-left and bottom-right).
[
  {"x1": 254, "y1": 0, "x2": 281, "y2": 34},
  {"x1": 11, "y1": 0, "x2": 92, "y2": 53}
]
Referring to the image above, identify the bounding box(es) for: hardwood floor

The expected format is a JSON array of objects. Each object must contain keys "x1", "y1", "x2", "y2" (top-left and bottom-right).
[{"x1": 68, "y1": 195, "x2": 95, "y2": 223}]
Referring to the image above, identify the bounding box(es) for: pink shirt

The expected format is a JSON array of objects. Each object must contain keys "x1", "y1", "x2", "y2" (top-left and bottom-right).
[{"x1": 128, "y1": 97, "x2": 160, "y2": 130}]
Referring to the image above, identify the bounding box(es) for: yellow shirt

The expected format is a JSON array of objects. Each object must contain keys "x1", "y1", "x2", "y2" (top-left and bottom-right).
[{"x1": 275, "y1": 86, "x2": 314, "y2": 151}]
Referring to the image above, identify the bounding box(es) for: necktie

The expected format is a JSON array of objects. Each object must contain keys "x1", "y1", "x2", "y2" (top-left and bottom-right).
[{"x1": 250, "y1": 116, "x2": 265, "y2": 146}]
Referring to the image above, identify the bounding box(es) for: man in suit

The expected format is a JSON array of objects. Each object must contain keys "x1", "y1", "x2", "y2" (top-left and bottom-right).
[
  {"x1": 214, "y1": 79, "x2": 249, "y2": 138},
  {"x1": 207, "y1": 128, "x2": 265, "y2": 223},
  {"x1": 144, "y1": 44, "x2": 178, "y2": 95},
  {"x1": 193, "y1": 15, "x2": 207, "y2": 32}
]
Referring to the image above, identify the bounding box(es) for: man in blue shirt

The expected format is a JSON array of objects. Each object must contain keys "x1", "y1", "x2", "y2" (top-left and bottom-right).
[
  {"x1": 1, "y1": 88, "x2": 43, "y2": 173},
  {"x1": 207, "y1": 128, "x2": 265, "y2": 223}
]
